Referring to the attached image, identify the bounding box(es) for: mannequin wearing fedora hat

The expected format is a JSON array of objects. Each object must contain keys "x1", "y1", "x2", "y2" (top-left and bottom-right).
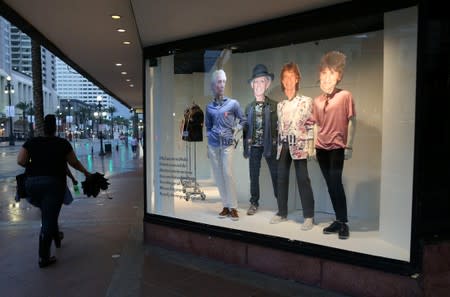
[{"x1": 243, "y1": 64, "x2": 278, "y2": 216}]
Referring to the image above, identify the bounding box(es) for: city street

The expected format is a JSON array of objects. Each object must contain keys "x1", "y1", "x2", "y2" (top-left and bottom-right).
[{"x1": 0, "y1": 138, "x2": 143, "y2": 225}]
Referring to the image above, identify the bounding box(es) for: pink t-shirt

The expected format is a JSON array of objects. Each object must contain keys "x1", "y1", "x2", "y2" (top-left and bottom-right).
[{"x1": 312, "y1": 89, "x2": 355, "y2": 150}]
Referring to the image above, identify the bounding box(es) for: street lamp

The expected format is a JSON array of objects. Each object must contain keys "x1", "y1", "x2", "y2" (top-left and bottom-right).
[
  {"x1": 4, "y1": 76, "x2": 15, "y2": 145},
  {"x1": 95, "y1": 95, "x2": 105, "y2": 156},
  {"x1": 65, "y1": 99, "x2": 73, "y2": 139},
  {"x1": 28, "y1": 101, "x2": 34, "y2": 138},
  {"x1": 56, "y1": 105, "x2": 62, "y2": 135},
  {"x1": 130, "y1": 107, "x2": 139, "y2": 139}
]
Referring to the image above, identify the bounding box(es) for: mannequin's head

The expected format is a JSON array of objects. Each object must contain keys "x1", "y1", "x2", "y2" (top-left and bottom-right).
[
  {"x1": 249, "y1": 64, "x2": 273, "y2": 99},
  {"x1": 318, "y1": 51, "x2": 346, "y2": 94},
  {"x1": 280, "y1": 62, "x2": 301, "y2": 93},
  {"x1": 211, "y1": 69, "x2": 227, "y2": 98}
]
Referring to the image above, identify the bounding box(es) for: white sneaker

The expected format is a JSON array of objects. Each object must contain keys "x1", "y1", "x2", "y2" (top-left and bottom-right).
[
  {"x1": 270, "y1": 215, "x2": 287, "y2": 224},
  {"x1": 301, "y1": 217, "x2": 314, "y2": 231}
]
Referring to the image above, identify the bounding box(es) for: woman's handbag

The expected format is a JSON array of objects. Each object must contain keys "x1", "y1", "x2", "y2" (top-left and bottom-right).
[
  {"x1": 15, "y1": 173, "x2": 27, "y2": 202},
  {"x1": 63, "y1": 186, "x2": 74, "y2": 205}
]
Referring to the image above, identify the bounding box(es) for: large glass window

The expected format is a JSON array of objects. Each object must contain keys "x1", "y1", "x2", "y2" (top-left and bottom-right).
[{"x1": 145, "y1": 7, "x2": 417, "y2": 262}]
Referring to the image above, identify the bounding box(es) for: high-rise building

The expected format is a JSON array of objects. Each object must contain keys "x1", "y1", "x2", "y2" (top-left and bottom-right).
[
  {"x1": 0, "y1": 17, "x2": 59, "y2": 139},
  {"x1": 1, "y1": 16, "x2": 125, "y2": 140},
  {"x1": 9, "y1": 24, "x2": 58, "y2": 112},
  {"x1": 0, "y1": 17, "x2": 11, "y2": 75},
  {"x1": 55, "y1": 57, "x2": 112, "y2": 110}
]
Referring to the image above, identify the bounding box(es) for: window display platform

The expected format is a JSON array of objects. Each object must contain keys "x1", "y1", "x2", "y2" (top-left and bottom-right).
[{"x1": 151, "y1": 180, "x2": 409, "y2": 262}]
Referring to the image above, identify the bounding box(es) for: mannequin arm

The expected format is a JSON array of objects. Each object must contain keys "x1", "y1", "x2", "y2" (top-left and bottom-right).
[
  {"x1": 344, "y1": 116, "x2": 356, "y2": 160},
  {"x1": 308, "y1": 124, "x2": 318, "y2": 159}
]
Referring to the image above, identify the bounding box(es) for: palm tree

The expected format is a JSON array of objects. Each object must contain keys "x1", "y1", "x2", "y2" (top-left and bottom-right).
[
  {"x1": 107, "y1": 106, "x2": 117, "y2": 137},
  {"x1": 31, "y1": 39, "x2": 44, "y2": 136},
  {"x1": 78, "y1": 107, "x2": 91, "y2": 138},
  {"x1": 114, "y1": 115, "x2": 128, "y2": 133},
  {"x1": 27, "y1": 104, "x2": 35, "y2": 138},
  {"x1": 15, "y1": 101, "x2": 29, "y2": 137}
]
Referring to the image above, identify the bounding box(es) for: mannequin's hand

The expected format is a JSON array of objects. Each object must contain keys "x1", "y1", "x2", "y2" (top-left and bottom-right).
[
  {"x1": 344, "y1": 148, "x2": 353, "y2": 160},
  {"x1": 308, "y1": 147, "x2": 316, "y2": 160}
]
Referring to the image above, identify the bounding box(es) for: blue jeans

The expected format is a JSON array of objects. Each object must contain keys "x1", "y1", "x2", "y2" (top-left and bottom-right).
[
  {"x1": 249, "y1": 146, "x2": 278, "y2": 207},
  {"x1": 208, "y1": 145, "x2": 237, "y2": 209},
  {"x1": 277, "y1": 143, "x2": 315, "y2": 218},
  {"x1": 316, "y1": 148, "x2": 348, "y2": 222},
  {"x1": 26, "y1": 176, "x2": 65, "y2": 240}
]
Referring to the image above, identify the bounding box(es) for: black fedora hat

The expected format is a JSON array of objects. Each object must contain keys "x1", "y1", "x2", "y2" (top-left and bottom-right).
[{"x1": 248, "y1": 64, "x2": 274, "y2": 83}]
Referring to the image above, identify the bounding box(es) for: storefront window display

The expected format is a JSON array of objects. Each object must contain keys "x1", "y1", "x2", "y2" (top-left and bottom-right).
[{"x1": 145, "y1": 7, "x2": 418, "y2": 263}]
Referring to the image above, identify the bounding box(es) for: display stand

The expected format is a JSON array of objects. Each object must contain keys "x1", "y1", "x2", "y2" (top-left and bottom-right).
[
  {"x1": 180, "y1": 141, "x2": 205, "y2": 201},
  {"x1": 179, "y1": 102, "x2": 205, "y2": 201}
]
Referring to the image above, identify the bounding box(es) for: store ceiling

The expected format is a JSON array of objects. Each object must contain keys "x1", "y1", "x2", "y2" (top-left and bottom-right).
[{"x1": 1, "y1": 0, "x2": 344, "y2": 109}]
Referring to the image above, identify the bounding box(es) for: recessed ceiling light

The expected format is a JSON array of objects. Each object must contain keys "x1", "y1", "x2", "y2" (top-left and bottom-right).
[
  {"x1": 129, "y1": 84, "x2": 134, "y2": 88},
  {"x1": 126, "y1": 79, "x2": 131, "y2": 82},
  {"x1": 117, "y1": 28, "x2": 126, "y2": 33},
  {"x1": 122, "y1": 41, "x2": 131, "y2": 45},
  {"x1": 115, "y1": 63, "x2": 122, "y2": 66},
  {"x1": 111, "y1": 15, "x2": 121, "y2": 20},
  {"x1": 121, "y1": 71, "x2": 127, "y2": 75}
]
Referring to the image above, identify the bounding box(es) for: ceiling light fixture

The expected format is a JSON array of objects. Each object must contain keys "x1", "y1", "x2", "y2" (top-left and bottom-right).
[
  {"x1": 129, "y1": 84, "x2": 134, "y2": 88},
  {"x1": 111, "y1": 15, "x2": 121, "y2": 20},
  {"x1": 117, "y1": 28, "x2": 126, "y2": 33},
  {"x1": 122, "y1": 41, "x2": 131, "y2": 45},
  {"x1": 121, "y1": 71, "x2": 127, "y2": 75},
  {"x1": 126, "y1": 79, "x2": 131, "y2": 82},
  {"x1": 115, "y1": 63, "x2": 122, "y2": 66}
]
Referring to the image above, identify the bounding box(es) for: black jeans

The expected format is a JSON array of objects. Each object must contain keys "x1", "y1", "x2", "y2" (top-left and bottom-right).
[
  {"x1": 277, "y1": 143, "x2": 314, "y2": 218},
  {"x1": 249, "y1": 146, "x2": 278, "y2": 207},
  {"x1": 316, "y1": 148, "x2": 348, "y2": 223}
]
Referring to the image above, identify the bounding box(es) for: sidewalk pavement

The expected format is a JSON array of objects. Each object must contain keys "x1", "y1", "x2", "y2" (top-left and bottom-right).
[{"x1": 0, "y1": 145, "x2": 347, "y2": 297}]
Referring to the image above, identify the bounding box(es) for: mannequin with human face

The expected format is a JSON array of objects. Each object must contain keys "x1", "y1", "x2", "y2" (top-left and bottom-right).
[
  {"x1": 319, "y1": 67, "x2": 341, "y2": 95},
  {"x1": 251, "y1": 76, "x2": 271, "y2": 102},
  {"x1": 281, "y1": 70, "x2": 299, "y2": 100},
  {"x1": 212, "y1": 70, "x2": 227, "y2": 99},
  {"x1": 313, "y1": 51, "x2": 356, "y2": 240}
]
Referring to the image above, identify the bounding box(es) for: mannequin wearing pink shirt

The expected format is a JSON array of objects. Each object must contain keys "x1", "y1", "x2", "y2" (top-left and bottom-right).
[{"x1": 311, "y1": 51, "x2": 356, "y2": 239}]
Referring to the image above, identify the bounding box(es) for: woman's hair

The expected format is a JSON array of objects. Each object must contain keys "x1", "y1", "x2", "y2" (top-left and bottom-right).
[
  {"x1": 44, "y1": 114, "x2": 57, "y2": 136},
  {"x1": 280, "y1": 62, "x2": 301, "y2": 92},
  {"x1": 319, "y1": 51, "x2": 346, "y2": 82}
]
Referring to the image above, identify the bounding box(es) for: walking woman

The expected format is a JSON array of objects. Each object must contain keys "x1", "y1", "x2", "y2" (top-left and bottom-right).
[{"x1": 17, "y1": 114, "x2": 91, "y2": 268}]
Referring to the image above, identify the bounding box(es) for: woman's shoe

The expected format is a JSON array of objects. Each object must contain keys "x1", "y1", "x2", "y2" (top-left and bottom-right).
[{"x1": 39, "y1": 256, "x2": 57, "y2": 268}]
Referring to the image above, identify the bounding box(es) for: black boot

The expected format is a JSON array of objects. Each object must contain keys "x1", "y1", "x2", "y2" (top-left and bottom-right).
[
  {"x1": 39, "y1": 232, "x2": 57, "y2": 268},
  {"x1": 323, "y1": 221, "x2": 342, "y2": 234},
  {"x1": 54, "y1": 231, "x2": 64, "y2": 248}
]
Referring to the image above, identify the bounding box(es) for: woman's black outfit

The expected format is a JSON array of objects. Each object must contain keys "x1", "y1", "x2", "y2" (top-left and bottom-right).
[{"x1": 23, "y1": 136, "x2": 72, "y2": 267}]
